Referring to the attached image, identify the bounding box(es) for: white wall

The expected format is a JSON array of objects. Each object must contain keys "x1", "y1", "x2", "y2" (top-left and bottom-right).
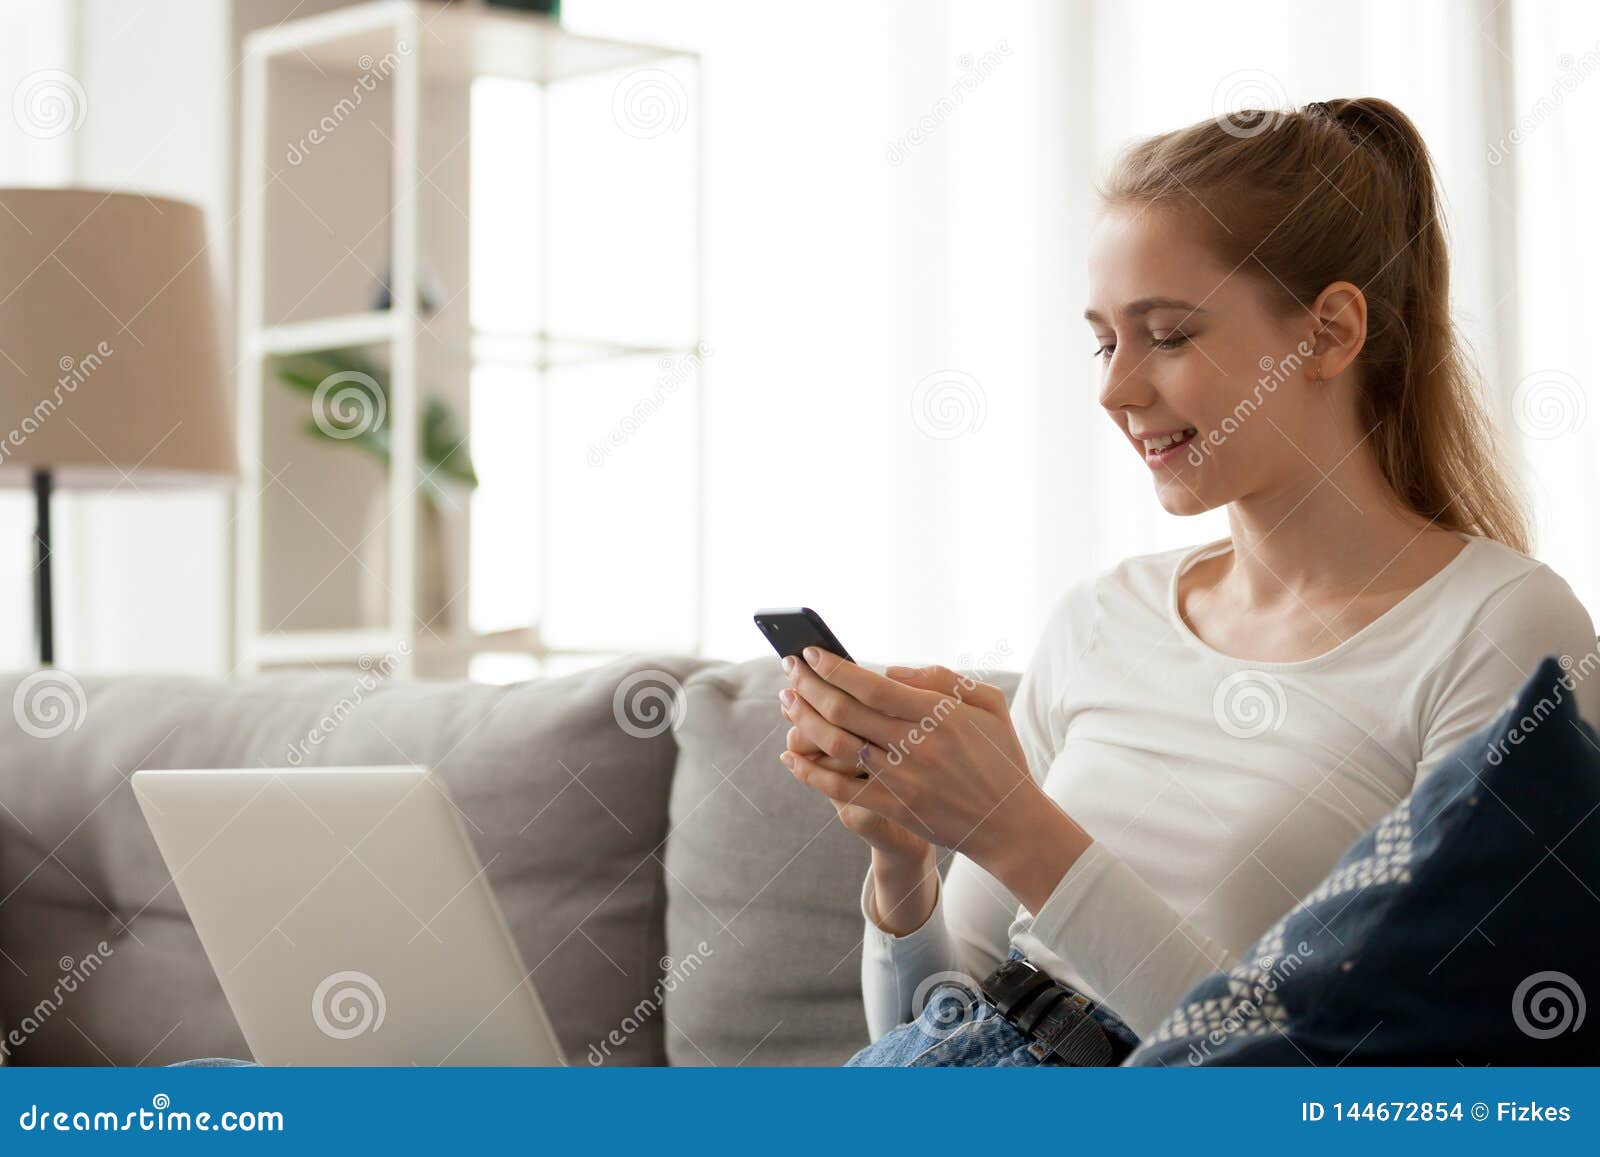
[{"x1": 0, "y1": 0, "x2": 79, "y2": 669}]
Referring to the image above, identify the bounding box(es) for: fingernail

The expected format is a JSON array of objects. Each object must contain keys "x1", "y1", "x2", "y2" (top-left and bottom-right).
[
  {"x1": 778, "y1": 752, "x2": 793, "y2": 768},
  {"x1": 779, "y1": 688, "x2": 796, "y2": 707},
  {"x1": 887, "y1": 665, "x2": 918, "y2": 679},
  {"x1": 803, "y1": 647, "x2": 819, "y2": 665},
  {"x1": 781, "y1": 655, "x2": 796, "y2": 674}
]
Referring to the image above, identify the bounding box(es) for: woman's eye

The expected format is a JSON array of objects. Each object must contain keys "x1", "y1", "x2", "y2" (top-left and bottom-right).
[
  {"x1": 1092, "y1": 343, "x2": 1115, "y2": 360},
  {"x1": 1152, "y1": 333, "x2": 1190, "y2": 350}
]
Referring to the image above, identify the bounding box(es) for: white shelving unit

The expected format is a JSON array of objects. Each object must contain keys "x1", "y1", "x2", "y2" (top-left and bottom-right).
[{"x1": 235, "y1": 1, "x2": 702, "y2": 678}]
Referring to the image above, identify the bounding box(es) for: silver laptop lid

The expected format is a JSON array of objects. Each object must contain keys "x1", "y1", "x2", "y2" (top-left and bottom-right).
[{"x1": 133, "y1": 765, "x2": 565, "y2": 1066}]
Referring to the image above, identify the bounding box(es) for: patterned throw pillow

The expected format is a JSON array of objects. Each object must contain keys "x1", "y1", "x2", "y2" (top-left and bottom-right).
[{"x1": 1128, "y1": 655, "x2": 1600, "y2": 1066}]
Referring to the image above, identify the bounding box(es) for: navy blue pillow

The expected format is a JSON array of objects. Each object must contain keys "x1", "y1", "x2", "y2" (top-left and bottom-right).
[{"x1": 1129, "y1": 655, "x2": 1599, "y2": 1065}]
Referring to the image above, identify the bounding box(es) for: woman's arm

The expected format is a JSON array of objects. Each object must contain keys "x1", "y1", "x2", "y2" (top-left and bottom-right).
[
  {"x1": 1417, "y1": 565, "x2": 1600, "y2": 781},
  {"x1": 858, "y1": 859, "x2": 952, "y2": 1040},
  {"x1": 780, "y1": 657, "x2": 1048, "y2": 1036},
  {"x1": 856, "y1": 850, "x2": 1032, "y2": 1040},
  {"x1": 782, "y1": 650, "x2": 1239, "y2": 1036},
  {"x1": 777, "y1": 669, "x2": 954, "y2": 1036},
  {"x1": 866, "y1": 843, "x2": 940, "y2": 935}
]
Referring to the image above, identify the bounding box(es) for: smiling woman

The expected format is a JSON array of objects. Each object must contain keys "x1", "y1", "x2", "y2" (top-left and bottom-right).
[
  {"x1": 781, "y1": 97, "x2": 1600, "y2": 1067},
  {"x1": 1087, "y1": 98, "x2": 1526, "y2": 552}
]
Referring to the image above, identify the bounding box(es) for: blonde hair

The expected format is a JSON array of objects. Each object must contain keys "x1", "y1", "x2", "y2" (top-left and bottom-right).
[{"x1": 1100, "y1": 98, "x2": 1530, "y2": 553}]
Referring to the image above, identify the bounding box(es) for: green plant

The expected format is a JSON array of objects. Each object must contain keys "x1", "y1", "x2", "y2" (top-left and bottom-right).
[{"x1": 272, "y1": 348, "x2": 478, "y2": 505}]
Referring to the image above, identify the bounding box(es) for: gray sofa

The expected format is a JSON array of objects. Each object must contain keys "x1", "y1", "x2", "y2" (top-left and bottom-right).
[{"x1": 0, "y1": 657, "x2": 1017, "y2": 1066}]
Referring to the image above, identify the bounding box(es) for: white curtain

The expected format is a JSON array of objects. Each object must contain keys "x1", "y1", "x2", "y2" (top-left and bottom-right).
[
  {"x1": 3, "y1": 0, "x2": 1592, "y2": 672},
  {"x1": 552, "y1": 0, "x2": 1597, "y2": 667},
  {"x1": 1508, "y1": 0, "x2": 1600, "y2": 618}
]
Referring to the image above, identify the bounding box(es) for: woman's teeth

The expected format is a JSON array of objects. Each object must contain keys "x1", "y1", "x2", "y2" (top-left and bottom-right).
[{"x1": 1143, "y1": 428, "x2": 1197, "y2": 453}]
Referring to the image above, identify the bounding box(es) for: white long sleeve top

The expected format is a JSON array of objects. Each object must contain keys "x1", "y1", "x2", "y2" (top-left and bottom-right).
[{"x1": 861, "y1": 534, "x2": 1600, "y2": 1040}]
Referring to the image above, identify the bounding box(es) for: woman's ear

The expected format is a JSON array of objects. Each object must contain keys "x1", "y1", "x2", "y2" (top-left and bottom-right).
[{"x1": 1307, "y1": 281, "x2": 1367, "y2": 382}]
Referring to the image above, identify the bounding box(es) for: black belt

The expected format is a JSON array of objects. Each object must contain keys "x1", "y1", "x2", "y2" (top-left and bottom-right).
[{"x1": 978, "y1": 958, "x2": 1133, "y2": 1066}]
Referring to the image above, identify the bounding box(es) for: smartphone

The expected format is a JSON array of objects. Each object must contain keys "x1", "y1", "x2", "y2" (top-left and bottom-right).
[
  {"x1": 753, "y1": 607, "x2": 853, "y2": 662},
  {"x1": 754, "y1": 608, "x2": 867, "y2": 778}
]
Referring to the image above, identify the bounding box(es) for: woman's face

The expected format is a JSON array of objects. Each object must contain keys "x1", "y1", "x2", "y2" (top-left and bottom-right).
[{"x1": 1084, "y1": 205, "x2": 1322, "y2": 517}]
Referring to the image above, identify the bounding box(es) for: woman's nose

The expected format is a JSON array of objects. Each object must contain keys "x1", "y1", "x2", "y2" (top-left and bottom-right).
[{"x1": 1097, "y1": 350, "x2": 1154, "y2": 412}]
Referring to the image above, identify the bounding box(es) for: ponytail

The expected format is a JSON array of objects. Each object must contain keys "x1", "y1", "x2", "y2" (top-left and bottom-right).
[{"x1": 1101, "y1": 97, "x2": 1530, "y2": 553}]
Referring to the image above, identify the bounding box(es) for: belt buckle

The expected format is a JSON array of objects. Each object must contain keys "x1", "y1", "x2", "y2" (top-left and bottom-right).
[
  {"x1": 979, "y1": 957, "x2": 1127, "y2": 1066},
  {"x1": 977, "y1": 958, "x2": 1046, "y2": 1019}
]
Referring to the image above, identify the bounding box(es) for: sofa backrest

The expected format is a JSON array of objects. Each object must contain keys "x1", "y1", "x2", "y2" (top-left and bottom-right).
[{"x1": 0, "y1": 658, "x2": 705, "y2": 1066}]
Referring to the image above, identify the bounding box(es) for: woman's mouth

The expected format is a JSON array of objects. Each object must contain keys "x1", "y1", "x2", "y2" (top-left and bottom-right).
[{"x1": 1137, "y1": 427, "x2": 1198, "y2": 466}]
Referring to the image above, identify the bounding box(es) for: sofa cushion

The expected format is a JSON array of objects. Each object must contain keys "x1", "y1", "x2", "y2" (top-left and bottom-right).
[
  {"x1": 664, "y1": 658, "x2": 1019, "y2": 1066},
  {"x1": 1127, "y1": 655, "x2": 1600, "y2": 1066},
  {"x1": 0, "y1": 657, "x2": 704, "y2": 1066}
]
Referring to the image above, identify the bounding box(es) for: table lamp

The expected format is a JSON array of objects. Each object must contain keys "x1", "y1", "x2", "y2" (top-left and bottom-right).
[{"x1": 0, "y1": 188, "x2": 236, "y2": 666}]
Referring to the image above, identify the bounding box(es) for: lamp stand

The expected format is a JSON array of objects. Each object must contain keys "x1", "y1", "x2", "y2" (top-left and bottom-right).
[{"x1": 32, "y1": 466, "x2": 52, "y2": 666}]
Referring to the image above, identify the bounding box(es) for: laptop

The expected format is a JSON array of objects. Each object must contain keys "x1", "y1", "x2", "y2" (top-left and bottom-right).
[{"x1": 132, "y1": 765, "x2": 566, "y2": 1066}]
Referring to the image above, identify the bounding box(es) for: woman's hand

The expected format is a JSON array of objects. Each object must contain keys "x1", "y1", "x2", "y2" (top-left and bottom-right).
[
  {"x1": 780, "y1": 686, "x2": 928, "y2": 859},
  {"x1": 777, "y1": 649, "x2": 1094, "y2": 914},
  {"x1": 781, "y1": 680, "x2": 938, "y2": 935}
]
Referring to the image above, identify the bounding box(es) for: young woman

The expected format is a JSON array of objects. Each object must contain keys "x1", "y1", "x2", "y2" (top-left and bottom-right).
[{"x1": 777, "y1": 97, "x2": 1600, "y2": 1067}]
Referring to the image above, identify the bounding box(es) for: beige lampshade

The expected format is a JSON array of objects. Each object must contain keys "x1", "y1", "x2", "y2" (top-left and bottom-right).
[{"x1": 0, "y1": 187, "x2": 235, "y2": 488}]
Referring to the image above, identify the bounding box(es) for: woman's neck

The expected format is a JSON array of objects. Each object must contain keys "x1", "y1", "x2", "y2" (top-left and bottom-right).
[{"x1": 1219, "y1": 450, "x2": 1456, "y2": 610}]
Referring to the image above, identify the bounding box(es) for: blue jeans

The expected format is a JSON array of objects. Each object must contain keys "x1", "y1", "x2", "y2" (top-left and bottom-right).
[
  {"x1": 846, "y1": 952, "x2": 1139, "y2": 1067},
  {"x1": 169, "y1": 1058, "x2": 255, "y2": 1066}
]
